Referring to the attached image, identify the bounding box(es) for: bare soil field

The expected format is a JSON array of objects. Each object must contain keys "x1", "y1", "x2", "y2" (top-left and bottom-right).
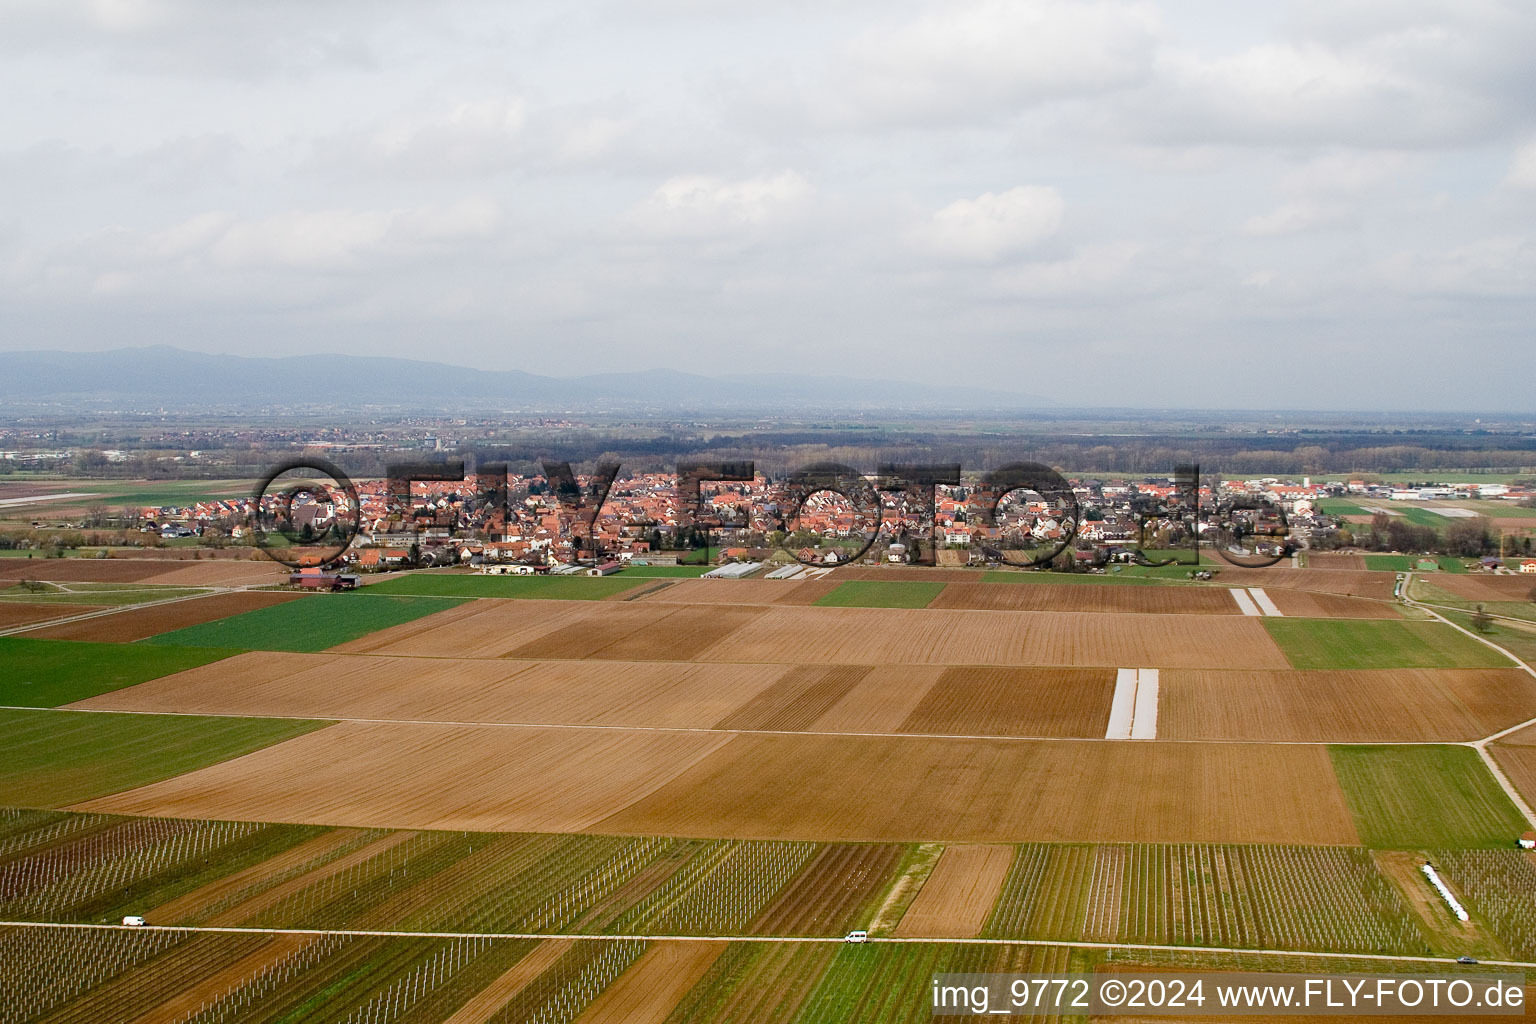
[
  {"x1": 0, "y1": 559, "x2": 177, "y2": 582},
  {"x1": 895, "y1": 844, "x2": 1013, "y2": 938},
  {"x1": 0, "y1": 602, "x2": 105, "y2": 629},
  {"x1": 74, "y1": 724, "x2": 1357, "y2": 844},
  {"x1": 576, "y1": 942, "x2": 723, "y2": 1024},
  {"x1": 76, "y1": 721, "x2": 734, "y2": 833},
  {"x1": 635, "y1": 578, "x2": 839, "y2": 605},
  {"x1": 1490, "y1": 737, "x2": 1536, "y2": 812},
  {"x1": 73, "y1": 651, "x2": 788, "y2": 730},
  {"x1": 1305, "y1": 552, "x2": 1367, "y2": 570},
  {"x1": 1158, "y1": 668, "x2": 1536, "y2": 742},
  {"x1": 1215, "y1": 566, "x2": 1397, "y2": 599},
  {"x1": 330, "y1": 600, "x2": 587, "y2": 658},
  {"x1": 141, "y1": 561, "x2": 289, "y2": 586},
  {"x1": 895, "y1": 667, "x2": 1116, "y2": 738},
  {"x1": 714, "y1": 665, "x2": 874, "y2": 731},
  {"x1": 507, "y1": 604, "x2": 768, "y2": 661},
  {"x1": 930, "y1": 582, "x2": 1239, "y2": 615},
  {"x1": 26, "y1": 590, "x2": 303, "y2": 642},
  {"x1": 804, "y1": 664, "x2": 948, "y2": 733},
  {"x1": 697, "y1": 607, "x2": 1290, "y2": 669},
  {"x1": 1431, "y1": 574, "x2": 1536, "y2": 603},
  {"x1": 1259, "y1": 589, "x2": 1402, "y2": 619},
  {"x1": 597, "y1": 734, "x2": 1358, "y2": 845}
]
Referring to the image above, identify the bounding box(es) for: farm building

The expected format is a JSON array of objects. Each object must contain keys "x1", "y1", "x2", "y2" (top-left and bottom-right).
[
  {"x1": 587, "y1": 561, "x2": 623, "y2": 577},
  {"x1": 1522, "y1": 561, "x2": 1536, "y2": 574}
]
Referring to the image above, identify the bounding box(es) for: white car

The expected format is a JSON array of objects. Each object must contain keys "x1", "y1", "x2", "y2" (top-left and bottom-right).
[
  {"x1": 844, "y1": 930, "x2": 868, "y2": 944},
  {"x1": 121, "y1": 916, "x2": 146, "y2": 927}
]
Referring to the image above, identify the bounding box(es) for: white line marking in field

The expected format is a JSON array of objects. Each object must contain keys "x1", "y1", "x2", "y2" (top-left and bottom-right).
[
  {"x1": 1248, "y1": 588, "x2": 1283, "y2": 617},
  {"x1": 1229, "y1": 588, "x2": 1261, "y2": 616},
  {"x1": 1130, "y1": 669, "x2": 1159, "y2": 740},
  {"x1": 1106, "y1": 669, "x2": 1137, "y2": 739}
]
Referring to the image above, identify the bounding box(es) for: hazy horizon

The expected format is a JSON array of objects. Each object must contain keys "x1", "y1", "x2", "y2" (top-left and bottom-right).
[{"x1": 3, "y1": 1, "x2": 1535, "y2": 412}]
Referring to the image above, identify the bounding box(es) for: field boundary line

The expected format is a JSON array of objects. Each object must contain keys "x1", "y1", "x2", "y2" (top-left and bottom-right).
[{"x1": 2, "y1": 920, "x2": 1531, "y2": 968}]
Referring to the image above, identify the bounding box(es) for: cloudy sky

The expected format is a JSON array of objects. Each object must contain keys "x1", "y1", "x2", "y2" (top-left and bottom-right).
[{"x1": 3, "y1": 0, "x2": 1534, "y2": 410}]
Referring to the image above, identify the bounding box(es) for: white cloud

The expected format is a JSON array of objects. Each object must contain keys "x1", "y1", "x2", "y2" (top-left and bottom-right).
[
  {"x1": 627, "y1": 171, "x2": 813, "y2": 237},
  {"x1": 1377, "y1": 236, "x2": 1536, "y2": 296},
  {"x1": 923, "y1": 187, "x2": 1064, "y2": 263},
  {"x1": 843, "y1": 0, "x2": 1159, "y2": 123},
  {"x1": 1504, "y1": 141, "x2": 1536, "y2": 189},
  {"x1": 1242, "y1": 201, "x2": 1345, "y2": 236}
]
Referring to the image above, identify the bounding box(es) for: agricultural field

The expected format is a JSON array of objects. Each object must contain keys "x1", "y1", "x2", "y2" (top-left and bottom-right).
[
  {"x1": 0, "y1": 580, "x2": 213, "y2": 608},
  {"x1": 144, "y1": 593, "x2": 461, "y2": 652},
  {"x1": 0, "y1": 709, "x2": 328, "y2": 806},
  {"x1": 1157, "y1": 668, "x2": 1536, "y2": 743},
  {"x1": 366, "y1": 572, "x2": 645, "y2": 600},
  {"x1": 811, "y1": 580, "x2": 945, "y2": 608},
  {"x1": 0, "y1": 637, "x2": 240, "y2": 707},
  {"x1": 982, "y1": 843, "x2": 1426, "y2": 955},
  {"x1": 22, "y1": 589, "x2": 304, "y2": 642},
  {"x1": 10, "y1": 546, "x2": 1536, "y2": 1020},
  {"x1": 1328, "y1": 745, "x2": 1529, "y2": 848},
  {"x1": 1262, "y1": 618, "x2": 1514, "y2": 670}
]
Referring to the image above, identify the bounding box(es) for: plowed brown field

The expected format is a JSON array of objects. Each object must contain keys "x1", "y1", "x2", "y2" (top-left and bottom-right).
[
  {"x1": 714, "y1": 666, "x2": 873, "y2": 731},
  {"x1": 2, "y1": 560, "x2": 173, "y2": 582},
  {"x1": 330, "y1": 600, "x2": 588, "y2": 658},
  {"x1": 930, "y1": 583, "x2": 1239, "y2": 615},
  {"x1": 1305, "y1": 552, "x2": 1367, "y2": 570},
  {"x1": 142, "y1": 562, "x2": 289, "y2": 586},
  {"x1": 894, "y1": 844, "x2": 1013, "y2": 938},
  {"x1": 576, "y1": 942, "x2": 723, "y2": 1024},
  {"x1": 805, "y1": 665, "x2": 947, "y2": 733},
  {"x1": 1158, "y1": 668, "x2": 1536, "y2": 742},
  {"x1": 697, "y1": 608, "x2": 1289, "y2": 669},
  {"x1": 1432, "y1": 574, "x2": 1536, "y2": 603},
  {"x1": 895, "y1": 667, "x2": 1115, "y2": 737},
  {"x1": 73, "y1": 652, "x2": 786, "y2": 730},
  {"x1": 598, "y1": 734, "x2": 1357, "y2": 844},
  {"x1": 1258, "y1": 589, "x2": 1401, "y2": 619},
  {"x1": 0, "y1": 602, "x2": 105, "y2": 629},
  {"x1": 25, "y1": 590, "x2": 304, "y2": 642},
  {"x1": 1215, "y1": 567, "x2": 1396, "y2": 599},
  {"x1": 76, "y1": 722, "x2": 733, "y2": 833},
  {"x1": 72, "y1": 725, "x2": 1358, "y2": 844}
]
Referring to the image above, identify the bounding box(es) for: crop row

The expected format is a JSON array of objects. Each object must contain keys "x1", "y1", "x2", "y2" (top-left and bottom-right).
[
  {"x1": 1431, "y1": 849, "x2": 1536, "y2": 959},
  {"x1": 985, "y1": 843, "x2": 1427, "y2": 955}
]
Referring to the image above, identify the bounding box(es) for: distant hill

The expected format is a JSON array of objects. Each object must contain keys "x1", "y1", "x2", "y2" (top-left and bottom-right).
[{"x1": 0, "y1": 346, "x2": 1048, "y2": 414}]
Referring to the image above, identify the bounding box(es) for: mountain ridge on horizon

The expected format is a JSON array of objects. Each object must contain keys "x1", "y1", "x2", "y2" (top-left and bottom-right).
[{"x1": 0, "y1": 345, "x2": 1050, "y2": 414}]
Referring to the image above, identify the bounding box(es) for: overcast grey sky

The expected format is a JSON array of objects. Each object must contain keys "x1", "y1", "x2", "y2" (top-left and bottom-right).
[{"x1": 3, "y1": 0, "x2": 1534, "y2": 410}]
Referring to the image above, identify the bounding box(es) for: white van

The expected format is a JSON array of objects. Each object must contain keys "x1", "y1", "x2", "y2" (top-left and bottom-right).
[
  {"x1": 844, "y1": 930, "x2": 868, "y2": 943},
  {"x1": 122, "y1": 916, "x2": 146, "y2": 927}
]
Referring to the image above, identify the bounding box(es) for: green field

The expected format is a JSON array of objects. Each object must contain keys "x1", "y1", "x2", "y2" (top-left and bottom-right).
[
  {"x1": 1439, "y1": 610, "x2": 1536, "y2": 666},
  {"x1": 1263, "y1": 618, "x2": 1514, "y2": 670},
  {"x1": 366, "y1": 572, "x2": 644, "y2": 600},
  {"x1": 144, "y1": 593, "x2": 458, "y2": 652},
  {"x1": 813, "y1": 581, "x2": 944, "y2": 608},
  {"x1": 1363, "y1": 555, "x2": 1465, "y2": 573},
  {"x1": 0, "y1": 708, "x2": 329, "y2": 806},
  {"x1": 1317, "y1": 499, "x2": 1369, "y2": 516},
  {"x1": 1329, "y1": 745, "x2": 1530, "y2": 848},
  {"x1": 0, "y1": 638, "x2": 242, "y2": 707}
]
